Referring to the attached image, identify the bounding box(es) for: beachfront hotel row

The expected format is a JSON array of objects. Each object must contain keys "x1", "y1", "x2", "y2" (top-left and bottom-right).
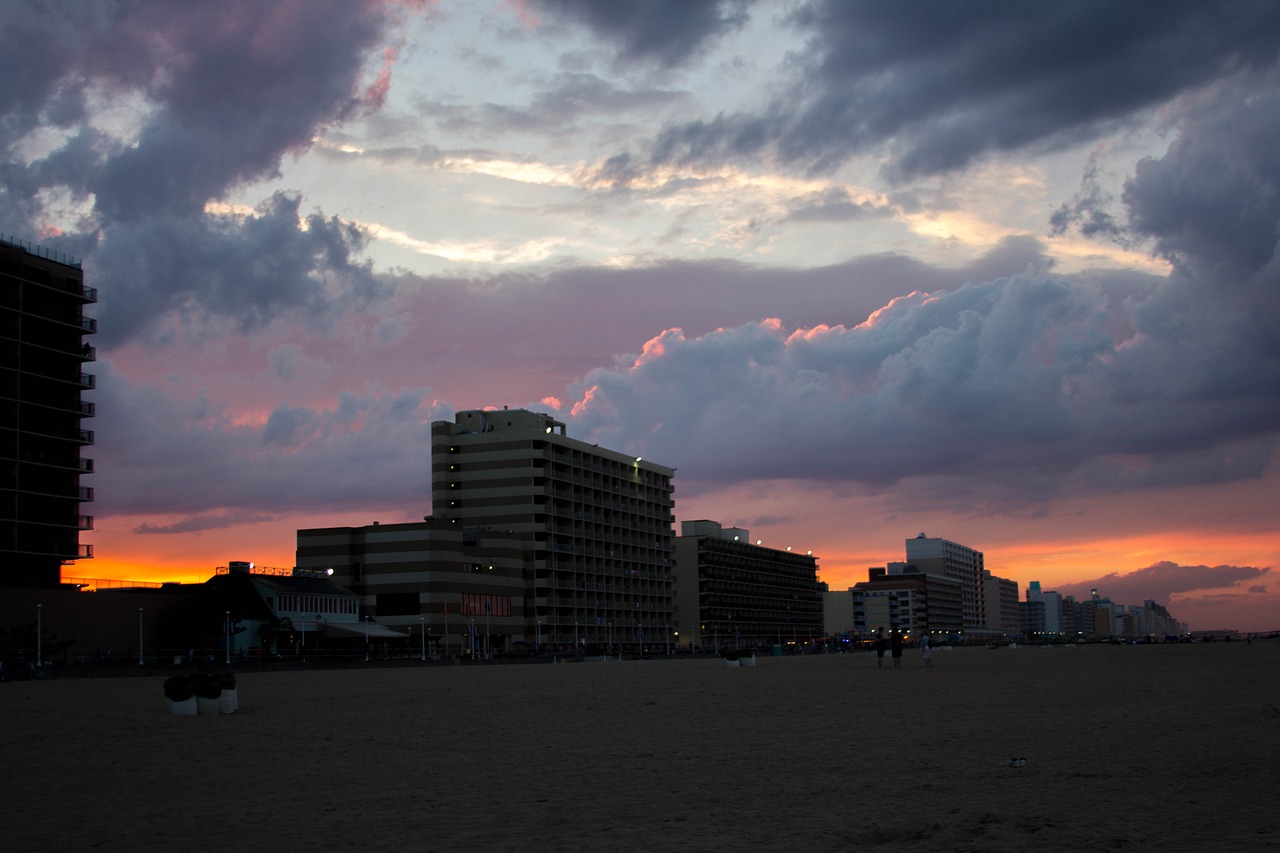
[{"x1": 1, "y1": 237, "x2": 1187, "y2": 660}]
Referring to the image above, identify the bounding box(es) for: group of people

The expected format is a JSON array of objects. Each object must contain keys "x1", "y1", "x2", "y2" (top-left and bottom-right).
[{"x1": 873, "y1": 628, "x2": 932, "y2": 668}]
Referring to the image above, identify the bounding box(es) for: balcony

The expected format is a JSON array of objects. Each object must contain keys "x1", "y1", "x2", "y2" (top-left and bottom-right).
[{"x1": 78, "y1": 515, "x2": 93, "y2": 530}]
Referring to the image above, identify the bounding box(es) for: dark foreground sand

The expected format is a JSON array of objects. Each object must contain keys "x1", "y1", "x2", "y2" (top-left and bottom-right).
[{"x1": 3, "y1": 642, "x2": 1278, "y2": 852}]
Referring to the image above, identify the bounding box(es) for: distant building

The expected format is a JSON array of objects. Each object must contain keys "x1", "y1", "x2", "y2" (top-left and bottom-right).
[
  {"x1": 673, "y1": 520, "x2": 822, "y2": 651},
  {"x1": 850, "y1": 562, "x2": 963, "y2": 637},
  {"x1": 1026, "y1": 580, "x2": 1063, "y2": 635},
  {"x1": 983, "y1": 569, "x2": 1020, "y2": 636},
  {"x1": 824, "y1": 589, "x2": 855, "y2": 637},
  {"x1": 904, "y1": 534, "x2": 985, "y2": 631},
  {"x1": 1, "y1": 236, "x2": 96, "y2": 587}
]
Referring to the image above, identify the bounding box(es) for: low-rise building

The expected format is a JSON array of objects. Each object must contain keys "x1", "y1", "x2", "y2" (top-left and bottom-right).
[{"x1": 674, "y1": 520, "x2": 821, "y2": 651}]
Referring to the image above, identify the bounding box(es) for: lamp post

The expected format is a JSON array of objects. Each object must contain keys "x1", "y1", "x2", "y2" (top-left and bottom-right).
[
  {"x1": 225, "y1": 611, "x2": 231, "y2": 664},
  {"x1": 536, "y1": 620, "x2": 542, "y2": 652},
  {"x1": 420, "y1": 616, "x2": 426, "y2": 661},
  {"x1": 137, "y1": 607, "x2": 144, "y2": 666},
  {"x1": 364, "y1": 615, "x2": 370, "y2": 662},
  {"x1": 36, "y1": 603, "x2": 42, "y2": 670}
]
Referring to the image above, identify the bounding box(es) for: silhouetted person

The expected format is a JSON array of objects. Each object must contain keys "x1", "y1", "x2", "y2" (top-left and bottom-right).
[
  {"x1": 891, "y1": 629, "x2": 903, "y2": 668},
  {"x1": 921, "y1": 632, "x2": 932, "y2": 667},
  {"x1": 875, "y1": 629, "x2": 886, "y2": 668}
]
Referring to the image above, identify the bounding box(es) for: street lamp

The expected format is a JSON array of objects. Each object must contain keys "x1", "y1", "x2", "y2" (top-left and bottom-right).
[
  {"x1": 137, "y1": 607, "x2": 144, "y2": 666},
  {"x1": 364, "y1": 615, "x2": 370, "y2": 662},
  {"x1": 36, "y1": 604, "x2": 42, "y2": 671},
  {"x1": 225, "y1": 611, "x2": 231, "y2": 664},
  {"x1": 536, "y1": 619, "x2": 542, "y2": 652},
  {"x1": 420, "y1": 616, "x2": 426, "y2": 661}
]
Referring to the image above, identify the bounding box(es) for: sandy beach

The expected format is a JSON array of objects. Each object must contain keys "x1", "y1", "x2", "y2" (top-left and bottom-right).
[{"x1": 3, "y1": 641, "x2": 1277, "y2": 852}]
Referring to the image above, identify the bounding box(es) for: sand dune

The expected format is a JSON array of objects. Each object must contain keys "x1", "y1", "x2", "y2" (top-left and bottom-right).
[{"x1": 3, "y1": 642, "x2": 1277, "y2": 852}]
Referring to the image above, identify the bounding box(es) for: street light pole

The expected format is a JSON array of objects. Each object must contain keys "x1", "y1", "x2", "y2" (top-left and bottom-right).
[
  {"x1": 226, "y1": 611, "x2": 231, "y2": 664},
  {"x1": 36, "y1": 603, "x2": 42, "y2": 670},
  {"x1": 364, "y1": 615, "x2": 370, "y2": 662},
  {"x1": 137, "y1": 607, "x2": 144, "y2": 666},
  {"x1": 420, "y1": 616, "x2": 426, "y2": 661}
]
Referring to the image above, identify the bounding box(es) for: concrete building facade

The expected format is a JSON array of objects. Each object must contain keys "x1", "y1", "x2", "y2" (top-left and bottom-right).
[
  {"x1": 850, "y1": 563, "x2": 964, "y2": 637},
  {"x1": 983, "y1": 570, "x2": 1020, "y2": 636},
  {"x1": 673, "y1": 519, "x2": 821, "y2": 651},
  {"x1": 296, "y1": 518, "x2": 530, "y2": 656},
  {"x1": 1, "y1": 236, "x2": 96, "y2": 587},
  {"x1": 904, "y1": 534, "x2": 985, "y2": 631},
  {"x1": 432, "y1": 409, "x2": 677, "y2": 654}
]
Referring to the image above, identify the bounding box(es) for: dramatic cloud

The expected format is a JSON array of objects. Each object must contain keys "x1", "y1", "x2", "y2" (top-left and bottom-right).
[
  {"x1": 4, "y1": 2, "x2": 1278, "y2": 628},
  {"x1": 1, "y1": 0, "x2": 401, "y2": 340},
  {"x1": 561, "y1": 65, "x2": 1280, "y2": 512},
  {"x1": 92, "y1": 193, "x2": 384, "y2": 346},
  {"x1": 593, "y1": 0, "x2": 1280, "y2": 180},
  {"x1": 1055, "y1": 561, "x2": 1271, "y2": 608}
]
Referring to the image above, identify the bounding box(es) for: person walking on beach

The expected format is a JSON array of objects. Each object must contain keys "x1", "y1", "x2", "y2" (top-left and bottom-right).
[
  {"x1": 920, "y1": 632, "x2": 932, "y2": 667},
  {"x1": 875, "y1": 629, "x2": 886, "y2": 668},
  {"x1": 890, "y1": 628, "x2": 903, "y2": 668}
]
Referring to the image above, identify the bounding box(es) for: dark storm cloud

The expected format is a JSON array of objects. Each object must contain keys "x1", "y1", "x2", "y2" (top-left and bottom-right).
[
  {"x1": 591, "y1": 0, "x2": 1280, "y2": 180},
  {"x1": 531, "y1": 0, "x2": 751, "y2": 68},
  {"x1": 1123, "y1": 73, "x2": 1280, "y2": 281},
  {"x1": 1055, "y1": 562, "x2": 1270, "y2": 607},
  {"x1": 0, "y1": 0, "x2": 399, "y2": 346},
  {"x1": 92, "y1": 193, "x2": 383, "y2": 347}
]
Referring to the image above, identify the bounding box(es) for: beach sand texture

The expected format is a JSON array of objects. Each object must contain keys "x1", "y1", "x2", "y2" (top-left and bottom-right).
[{"x1": 3, "y1": 642, "x2": 1277, "y2": 852}]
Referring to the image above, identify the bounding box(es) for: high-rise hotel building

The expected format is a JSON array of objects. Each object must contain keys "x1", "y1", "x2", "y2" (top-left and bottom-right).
[
  {"x1": 904, "y1": 533, "x2": 985, "y2": 632},
  {"x1": 432, "y1": 409, "x2": 676, "y2": 651},
  {"x1": 1, "y1": 236, "x2": 95, "y2": 587}
]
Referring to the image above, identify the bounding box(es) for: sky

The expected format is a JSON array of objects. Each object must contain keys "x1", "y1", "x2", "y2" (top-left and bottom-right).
[{"x1": 4, "y1": 0, "x2": 1279, "y2": 632}]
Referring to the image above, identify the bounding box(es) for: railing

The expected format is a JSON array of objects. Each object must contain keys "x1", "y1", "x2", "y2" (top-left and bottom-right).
[
  {"x1": 0, "y1": 233, "x2": 82, "y2": 268},
  {"x1": 62, "y1": 576, "x2": 164, "y2": 590}
]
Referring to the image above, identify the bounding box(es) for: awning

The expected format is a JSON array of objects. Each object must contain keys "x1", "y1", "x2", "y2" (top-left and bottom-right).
[{"x1": 317, "y1": 622, "x2": 409, "y2": 640}]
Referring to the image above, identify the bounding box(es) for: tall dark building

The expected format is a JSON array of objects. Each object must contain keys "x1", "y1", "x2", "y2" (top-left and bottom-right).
[{"x1": 1, "y1": 236, "x2": 96, "y2": 587}]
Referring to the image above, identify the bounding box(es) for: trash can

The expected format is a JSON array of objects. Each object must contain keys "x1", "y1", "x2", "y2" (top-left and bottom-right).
[
  {"x1": 216, "y1": 672, "x2": 238, "y2": 714},
  {"x1": 191, "y1": 673, "x2": 222, "y2": 716},
  {"x1": 163, "y1": 675, "x2": 197, "y2": 716}
]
